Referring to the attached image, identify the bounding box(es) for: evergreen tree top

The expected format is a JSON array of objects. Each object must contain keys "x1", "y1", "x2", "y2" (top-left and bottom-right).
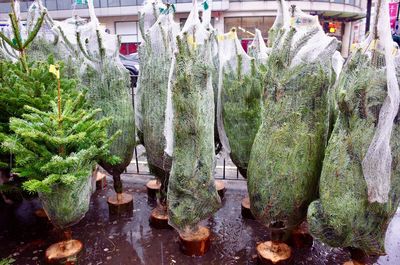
[{"x1": 2, "y1": 75, "x2": 120, "y2": 193}]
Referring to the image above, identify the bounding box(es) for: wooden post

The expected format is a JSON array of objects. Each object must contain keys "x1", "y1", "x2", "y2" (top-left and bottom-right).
[
  {"x1": 107, "y1": 192, "x2": 133, "y2": 215},
  {"x1": 149, "y1": 204, "x2": 171, "y2": 229},
  {"x1": 146, "y1": 179, "x2": 161, "y2": 200},
  {"x1": 45, "y1": 229, "x2": 83, "y2": 265},
  {"x1": 241, "y1": 196, "x2": 255, "y2": 220},
  {"x1": 215, "y1": 180, "x2": 226, "y2": 199},
  {"x1": 256, "y1": 241, "x2": 292, "y2": 265},
  {"x1": 179, "y1": 226, "x2": 211, "y2": 256}
]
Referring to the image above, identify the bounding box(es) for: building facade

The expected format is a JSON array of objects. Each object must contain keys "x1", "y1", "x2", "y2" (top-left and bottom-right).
[{"x1": 0, "y1": 0, "x2": 367, "y2": 57}]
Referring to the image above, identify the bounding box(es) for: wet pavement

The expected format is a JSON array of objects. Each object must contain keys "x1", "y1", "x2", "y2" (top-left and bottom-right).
[{"x1": 0, "y1": 175, "x2": 399, "y2": 265}]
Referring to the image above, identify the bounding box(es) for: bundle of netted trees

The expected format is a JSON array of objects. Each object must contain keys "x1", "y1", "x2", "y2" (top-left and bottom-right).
[
  {"x1": 307, "y1": 0, "x2": 400, "y2": 258},
  {"x1": 164, "y1": 0, "x2": 221, "y2": 256}
]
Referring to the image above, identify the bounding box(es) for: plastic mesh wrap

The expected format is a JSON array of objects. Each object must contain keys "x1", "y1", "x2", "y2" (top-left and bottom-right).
[
  {"x1": 39, "y1": 174, "x2": 92, "y2": 229},
  {"x1": 138, "y1": 11, "x2": 179, "y2": 200},
  {"x1": 165, "y1": 0, "x2": 221, "y2": 233},
  {"x1": 74, "y1": 0, "x2": 136, "y2": 193},
  {"x1": 248, "y1": 29, "x2": 269, "y2": 64},
  {"x1": 202, "y1": 0, "x2": 223, "y2": 154},
  {"x1": 307, "y1": 0, "x2": 400, "y2": 255},
  {"x1": 217, "y1": 28, "x2": 263, "y2": 178},
  {"x1": 247, "y1": 5, "x2": 339, "y2": 231},
  {"x1": 136, "y1": 0, "x2": 167, "y2": 137}
]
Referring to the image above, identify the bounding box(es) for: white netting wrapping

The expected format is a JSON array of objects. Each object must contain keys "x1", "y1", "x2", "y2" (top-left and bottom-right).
[
  {"x1": 165, "y1": 0, "x2": 220, "y2": 233},
  {"x1": 267, "y1": 0, "x2": 290, "y2": 47},
  {"x1": 247, "y1": 3, "x2": 340, "y2": 230},
  {"x1": 0, "y1": 1, "x2": 22, "y2": 62},
  {"x1": 138, "y1": 10, "x2": 179, "y2": 201},
  {"x1": 164, "y1": 0, "x2": 211, "y2": 156},
  {"x1": 138, "y1": 0, "x2": 166, "y2": 37},
  {"x1": 307, "y1": 0, "x2": 400, "y2": 254},
  {"x1": 217, "y1": 28, "x2": 263, "y2": 177},
  {"x1": 331, "y1": 50, "x2": 345, "y2": 81},
  {"x1": 248, "y1": 29, "x2": 269, "y2": 64},
  {"x1": 136, "y1": 0, "x2": 170, "y2": 141},
  {"x1": 361, "y1": 0, "x2": 400, "y2": 203}
]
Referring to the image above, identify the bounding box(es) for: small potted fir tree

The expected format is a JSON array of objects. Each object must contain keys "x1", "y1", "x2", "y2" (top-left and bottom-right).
[{"x1": 2, "y1": 64, "x2": 118, "y2": 264}]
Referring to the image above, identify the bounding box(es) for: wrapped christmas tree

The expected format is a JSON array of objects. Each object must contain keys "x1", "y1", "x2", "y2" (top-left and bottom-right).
[
  {"x1": 138, "y1": 5, "x2": 179, "y2": 226},
  {"x1": 74, "y1": 0, "x2": 136, "y2": 214},
  {"x1": 307, "y1": 0, "x2": 400, "y2": 257},
  {"x1": 218, "y1": 28, "x2": 263, "y2": 179},
  {"x1": 247, "y1": 2, "x2": 338, "y2": 239},
  {"x1": 164, "y1": 0, "x2": 220, "y2": 255},
  {"x1": 136, "y1": 0, "x2": 168, "y2": 144},
  {"x1": 247, "y1": 29, "x2": 269, "y2": 64}
]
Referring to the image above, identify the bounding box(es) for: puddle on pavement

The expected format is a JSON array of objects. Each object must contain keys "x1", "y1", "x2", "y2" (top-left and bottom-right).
[{"x1": 1, "y1": 180, "x2": 399, "y2": 265}]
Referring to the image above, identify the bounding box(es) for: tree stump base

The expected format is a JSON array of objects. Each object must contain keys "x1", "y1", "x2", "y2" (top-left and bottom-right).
[
  {"x1": 179, "y1": 226, "x2": 211, "y2": 256},
  {"x1": 241, "y1": 197, "x2": 255, "y2": 220},
  {"x1": 149, "y1": 206, "x2": 171, "y2": 229},
  {"x1": 45, "y1": 239, "x2": 83, "y2": 265},
  {"x1": 288, "y1": 222, "x2": 313, "y2": 248},
  {"x1": 215, "y1": 180, "x2": 226, "y2": 199},
  {"x1": 95, "y1": 172, "x2": 107, "y2": 190},
  {"x1": 107, "y1": 193, "x2": 133, "y2": 215},
  {"x1": 146, "y1": 179, "x2": 161, "y2": 200},
  {"x1": 256, "y1": 241, "x2": 292, "y2": 265}
]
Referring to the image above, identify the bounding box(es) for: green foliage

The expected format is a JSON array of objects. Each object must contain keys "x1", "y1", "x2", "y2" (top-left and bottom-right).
[
  {"x1": 138, "y1": 23, "x2": 172, "y2": 195},
  {"x1": 2, "y1": 91, "x2": 118, "y2": 193},
  {"x1": 0, "y1": 59, "x2": 79, "y2": 171},
  {"x1": 168, "y1": 33, "x2": 221, "y2": 232},
  {"x1": 76, "y1": 28, "x2": 136, "y2": 194},
  {"x1": 247, "y1": 27, "x2": 337, "y2": 230},
  {"x1": 222, "y1": 56, "x2": 263, "y2": 177},
  {"x1": 307, "y1": 50, "x2": 400, "y2": 255},
  {"x1": 39, "y1": 173, "x2": 93, "y2": 228},
  {"x1": 80, "y1": 61, "x2": 135, "y2": 192},
  {"x1": 0, "y1": 258, "x2": 15, "y2": 265},
  {"x1": 0, "y1": 0, "x2": 45, "y2": 72}
]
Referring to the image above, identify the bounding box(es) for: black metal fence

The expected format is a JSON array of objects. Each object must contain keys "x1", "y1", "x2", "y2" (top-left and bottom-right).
[{"x1": 128, "y1": 73, "x2": 245, "y2": 181}]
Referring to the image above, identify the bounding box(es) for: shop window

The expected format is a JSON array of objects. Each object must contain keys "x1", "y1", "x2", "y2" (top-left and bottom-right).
[
  {"x1": 116, "y1": 21, "x2": 140, "y2": 55},
  {"x1": 224, "y1": 16, "x2": 274, "y2": 40}
]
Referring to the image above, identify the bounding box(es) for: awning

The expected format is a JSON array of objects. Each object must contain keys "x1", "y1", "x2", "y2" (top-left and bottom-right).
[{"x1": 313, "y1": 11, "x2": 366, "y2": 22}]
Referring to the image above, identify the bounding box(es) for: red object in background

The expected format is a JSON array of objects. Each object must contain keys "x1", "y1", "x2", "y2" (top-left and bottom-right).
[
  {"x1": 390, "y1": 2, "x2": 399, "y2": 30},
  {"x1": 241, "y1": 39, "x2": 253, "y2": 52},
  {"x1": 328, "y1": 22, "x2": 337, "y2": 33},
  {"x1": 120, "y1": 43, "x2": 139, "y2": 55}
]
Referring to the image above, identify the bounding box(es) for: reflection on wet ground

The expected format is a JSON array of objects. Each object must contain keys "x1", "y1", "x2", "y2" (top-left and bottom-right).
[{"x1": 0, "y1": 176, "x2": 399, "y2": 265}]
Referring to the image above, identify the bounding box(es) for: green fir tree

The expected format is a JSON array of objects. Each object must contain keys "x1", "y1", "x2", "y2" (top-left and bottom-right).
[{"x1": 2, "y1": 69, "x2": 118, "y2": 227}]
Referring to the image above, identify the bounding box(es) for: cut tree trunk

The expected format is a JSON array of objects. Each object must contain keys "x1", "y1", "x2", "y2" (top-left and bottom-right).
[
  {"x1": 179, "y1": 226, "x2": 211, "y2": 256},
  {"x1": 256, "y1": 241, "x2": 292, "y2": 265},
  {"x1": 146, "y1": 179, "x2": 161, "y2": 200},
  {"x1": 241, "y1": 196, "x2": 255, "y2": 220},
  {"x1": 107, "y1": 192, "x2": 133, "y2": 215},
  {"x1": 149, "y1": 204, "x2": 171, "y2": 229},
  {"x1": 215, "y1": 180, "x2": 226, "y2": 199},
  {"x1": 45, "y1": 230, "x2": 83, "y2": 265}
]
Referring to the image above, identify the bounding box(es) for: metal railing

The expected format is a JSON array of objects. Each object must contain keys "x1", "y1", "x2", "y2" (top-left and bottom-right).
[{"x1": 128, "y1": 73, "x2": 246, "y2": 181}]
